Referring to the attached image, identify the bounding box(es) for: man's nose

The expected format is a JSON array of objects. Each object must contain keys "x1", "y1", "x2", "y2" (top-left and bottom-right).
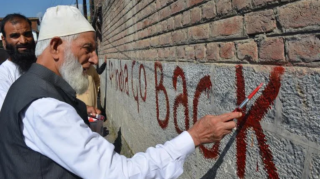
[
  {"x1": 89, "y1": 51, "x2": 98, "y2": 65},
  {"x1": 19, "y1": 35, "x2": 28, "y2": 44}
]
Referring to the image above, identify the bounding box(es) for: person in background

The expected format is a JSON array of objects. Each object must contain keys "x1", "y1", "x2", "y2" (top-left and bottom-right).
[
  {"x1": 0, "y1": 13, "x2": 36, "y2": 110},
  {"x1": 77, "y1": 65, "x2": 100, "y2": 108},
  {"x1": 96, "y1": 55, "x2": 107, "y2": 74},
  {"x1": 0, "y1": 6, "x2": 241, "y2": 179}
]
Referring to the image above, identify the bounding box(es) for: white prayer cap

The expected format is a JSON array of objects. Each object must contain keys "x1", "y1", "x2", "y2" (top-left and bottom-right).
[{"x1": 38, "y1": 5, "x2": 95, "y2": 41}]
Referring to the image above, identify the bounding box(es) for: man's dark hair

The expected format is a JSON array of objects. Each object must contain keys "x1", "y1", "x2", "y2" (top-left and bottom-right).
[{"x1": 1, "y1": 13, "x2": 32, "y2": 37}]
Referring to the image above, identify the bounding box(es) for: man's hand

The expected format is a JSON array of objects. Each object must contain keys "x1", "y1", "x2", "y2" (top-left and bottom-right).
[
  {"x1": 187, "y1": 112, "x2": 241, "y2": 147},
  {"x1": 86, "y1": 105, "x2": 101, "y2": 116},
  {"x1": 104, "y1": 55, "x2": 107, "y2": 63}
]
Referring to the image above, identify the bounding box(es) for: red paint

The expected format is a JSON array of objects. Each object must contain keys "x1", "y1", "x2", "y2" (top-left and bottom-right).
[
  {"x1": 235, "y1": 65, "x2": 284, "y2": 179},
  {"x1": 132, "y1": 61, "x2": 139, "y2": 112},
  {"x1": 124, "y1": 64, "x2": 129, "y2": 95},
  {"x1": 172, "y1": 66, "x2": 189, "y2": 134},
  {"x1": 139, "y1": 64, "x2": 147, "y2": 101},
  {"x1": 192, "y1": 75, "x2": 217, "y2": 158},
  {"x1": 110, "y1": 61, "x2": 129, "y2": 95},
  {"x1": 115, "y1": 69, "x2": 119, "y2": 91},
  {"x1": 108, "y1": 60, "x2": 284, "y2": 178},
  {"x1": 131, "y1": 61, "x2": 139, "y2": 112},
  {"x1": 154, "y1": 62, "x2": 170, "y2": 129},
  {"x1": 236, "y1": 65, "x2": 247, "y2": 178},
  {"x1": 108, "y1": 60, "x2": 114, "y2": 84},
  {"x1": 119, "y1": 61, "x2": 124, "y2": 92}
]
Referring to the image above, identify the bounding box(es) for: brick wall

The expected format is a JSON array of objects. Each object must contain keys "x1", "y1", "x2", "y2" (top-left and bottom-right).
[{"x1": 97, "y1": 0, "x2": 320, "y2": 178}]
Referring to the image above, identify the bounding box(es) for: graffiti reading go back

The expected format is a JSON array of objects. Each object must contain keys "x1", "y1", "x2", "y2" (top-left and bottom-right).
[{"x1": 108, "y1": 60, "x2": 284, "y2": 178}]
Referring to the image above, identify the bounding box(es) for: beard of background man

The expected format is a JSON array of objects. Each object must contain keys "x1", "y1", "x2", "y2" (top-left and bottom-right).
[
  {"x1": 5, "y1": 39, "x2": 36, "y2": 73},
  {"x1": 59, "y1": 45, "x2": 89, "y2": 95}
]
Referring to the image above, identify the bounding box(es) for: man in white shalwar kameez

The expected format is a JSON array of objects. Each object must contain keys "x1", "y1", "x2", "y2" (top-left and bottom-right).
[{"x1": 0, "y1": 13, "x2": 36, "y2": 110}]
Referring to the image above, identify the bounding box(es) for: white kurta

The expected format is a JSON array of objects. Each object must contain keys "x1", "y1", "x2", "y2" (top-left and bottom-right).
[
  {"x1": 21, "y1": 97, "x2": 195, "y2": 179},
  {"x1": 0, "y1": 60, "x2": 21, "y2": 110}
]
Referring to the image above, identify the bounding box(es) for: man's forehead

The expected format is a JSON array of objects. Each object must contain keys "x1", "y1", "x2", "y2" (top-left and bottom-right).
[
  {"x1": 73, "y1": 32, "x2": 96, "y2": 46},
  {"x1": 4, "y1": 18, "x2": 31, "y2": 32}
]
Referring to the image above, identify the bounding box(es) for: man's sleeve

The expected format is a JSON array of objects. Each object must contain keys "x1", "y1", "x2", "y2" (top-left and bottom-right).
[
  {"x1": 0, "y1": 78, "x2": 12, "y2": 110},
  {"x1": 22, "y1": 98, "x2": 195, "y2": 179},
  {"x1": 96, "y1": 62, "x2": 106, "y2": 75}
]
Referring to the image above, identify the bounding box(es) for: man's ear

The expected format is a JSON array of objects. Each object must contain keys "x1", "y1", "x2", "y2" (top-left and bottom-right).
[
  {"x1": 1, "y1": 35, "x2": 6, "y2": 50},
  {"x1": 49, "y1": 37, "x2": 63, "y2": 60}
]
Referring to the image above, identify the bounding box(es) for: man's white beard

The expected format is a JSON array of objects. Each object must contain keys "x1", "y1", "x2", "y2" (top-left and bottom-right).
[{"x1": 59, "y1": 48, "x2": 89, "y2": 94}]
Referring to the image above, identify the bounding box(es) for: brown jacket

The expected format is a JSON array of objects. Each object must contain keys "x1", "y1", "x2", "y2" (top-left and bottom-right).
[{"x1": 77, "y1": 66, "x2": 100, "y2": 108}]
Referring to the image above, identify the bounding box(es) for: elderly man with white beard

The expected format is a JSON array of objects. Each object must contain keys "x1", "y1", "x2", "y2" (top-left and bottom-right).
[{"x1": 0, "y1": 6, "x2": 241, "y2": 179}]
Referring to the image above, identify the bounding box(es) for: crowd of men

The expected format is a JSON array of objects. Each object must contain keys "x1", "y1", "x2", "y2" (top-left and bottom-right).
[{"x1": 0, "y1": 5, "x2": 240, "y2": 179}]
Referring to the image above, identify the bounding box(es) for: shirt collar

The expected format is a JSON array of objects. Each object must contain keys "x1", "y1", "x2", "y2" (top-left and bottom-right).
[{"x1": 28, "y1": 63, "x2": 76, "y2": 97}]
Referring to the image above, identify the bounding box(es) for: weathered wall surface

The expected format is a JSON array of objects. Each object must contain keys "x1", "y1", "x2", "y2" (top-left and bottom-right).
[{"x1": 97, "y1": 0, "x2": 320, "y2": 178}]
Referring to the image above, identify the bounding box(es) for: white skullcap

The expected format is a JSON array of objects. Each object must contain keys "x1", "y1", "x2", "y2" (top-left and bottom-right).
[{"x1": 38, "y1": 5, "x2": 95, "y2": 41}]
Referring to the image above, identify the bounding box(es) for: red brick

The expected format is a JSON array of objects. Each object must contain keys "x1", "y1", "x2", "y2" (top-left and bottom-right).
[
  {"x1": 245, "y1": 10, "x2": 276, "y2": 35},
  {"x1": 278, "y1": 0, "x2": 320, "y2": 32},
  {"x1": 253, "y1": 0, "x2": 277, "y2": 7},
  {"x1": 171, "y1": 0, "x2": 186, "y2": 14},
  {"x1": 220, "y1": 42, "x2": 235, "y2": 59},
  {"x1": 126, "y1": 19, "x2": 134, "y2": 28},
  {"x1": 142, "y1": 18, "x2": 152, "y2": 28},
  {"x1": 216, "y1": 0, "x2": 233, "y2": 15},
  {"x1": 174, "y1": 14, "x2": 183, "y2": 29},
  {"x1": 142, "y1": 5, "x2": 154, "y2": 19},
  {"x1": 233, "y1": 0, "x2": 252, "y2": 11},
  {"x1": 156, "y1": 0, "x2": 163, "y2": 10},
  {"x1": 136, "y1": 39, "x2": 150, "y2": 49},
  {"x1": 167, "y1": 17, "x2": 175, "y2": 31},
  {"x1": 211, "y1": 16, "x2": 244, "y2": 39},
  {"x1": 286, "y1": 35, "x2": 320, "y2": 63},
  {"x1": 202, "y1": 1, "x2": 216, "y2": 20},
  {"x1": 188, "y1": 0, "x2": 204, "y2": 7},
  {"x1": 172, "y1": 29, "x2": 188, "y2": 44},
  {"x1": 162, "y1": 21, "x2": 168, "y2": 32},
  {"x1": 149, "y1": 13, "x2": 159, "y2": 24},
  {"x1": 158, "y1": 48, "x2": 167, "y2": 58},
  {"x1": 138, "y1": 29, "x2": 149, "y2": 39},
  {"x1": 185, "y1": 46, "x2": 195, "y2": 60},
  {"x1": 159, "y1": 7, "x2": 171, "y2": 20},
  {"x1": 259, "y1": 38, "x2": 285, "y2": 62},
  {"x1": 176, "y1": 46, "x2": 186, "y2": 58},
  {"x1": 195, "y1": 44, "x2": 206, "y2": 60},
  {"x1": 188, "y1": 24, "x2": 210, "y2": 41},
  {"x1": 137, "y1": 22, "x2": 143, "y2": 31},
  {"x1": 236, "y1": 40, "x2": 258, "y2": 62},
  {"x1": 150, "y1": 36, "x2": 160, "y2": 47},
  {"x1": 151, "y1": 25, "x2": 159, "y2": 35},
  {"x1": 147, "y1": 27, "x2": 154, "y2": 36},
  {"x1": 128, "y1": 26, "x2": 135, "y2": 34},
  {"x1": 183, "y1": 11, "x2": 191, "y2": 26},
  {"x1": 168, "y1": 47, "x2": 176, "y2": 59},
  {"x1": 156, "y1": 23, "x2": 163, "y2": 34},
  {"x1": 158, "y1": 47, "x2": 176, "y2": 59},
  {"x1": 159, "y1": 33, "x2": 173, "y2": 46},
  {"x1": 191, "y1": 7, "x2": 201, "y2": 24},
  {"x1": 144, "y1": 49, "x2": 158, "y2": 60},
  {"x1": 207, "y1": 43, "x2": 220, "y2": 61}
]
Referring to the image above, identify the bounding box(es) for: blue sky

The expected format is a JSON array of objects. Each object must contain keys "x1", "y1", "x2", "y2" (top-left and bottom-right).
[{"x1": 0, "y1": 0, "x2": 88, "y2": 18}]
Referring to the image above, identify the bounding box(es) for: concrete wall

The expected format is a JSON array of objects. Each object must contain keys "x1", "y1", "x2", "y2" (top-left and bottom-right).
[{"x1": 97, "y1": 0, "x2": 320, "y2": 178}]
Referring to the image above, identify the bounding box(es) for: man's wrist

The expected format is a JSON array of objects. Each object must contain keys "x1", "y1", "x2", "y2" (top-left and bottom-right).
[{"x1": 187, "y1": 129, "x2": 201, "y2": 147}]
